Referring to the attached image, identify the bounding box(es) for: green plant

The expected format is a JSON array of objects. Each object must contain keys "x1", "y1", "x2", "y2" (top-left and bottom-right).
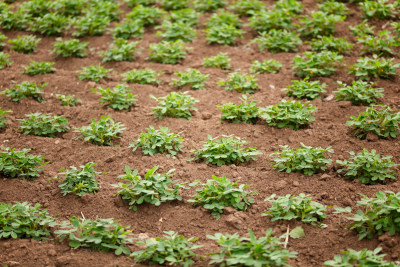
[
  {"x1": 55, "y1": 216, "x2": 132, "y2": 255},
  {"x1": 360, "y1": 0, "x2": 395, "y2": 20},
  {"x1": 54, "y1": 0, "x2": 85, "y2": 17},
  {"x1": 346, "y1": 105, "x2": 400, "y2": 139},
  {"x1": 205, "y1": 24, "x2": 244, "y2": 46},
  {"x1": 0, "y1": 202, "x2": 57, "y2": 240},
  {"x1": 151, "y1": 91, "x2": 199, "y2": 120},
  {"x1": 110, "y1": 19, "x2": 144, "y2": 39},
  {"x1": 18, "y1": 113, "x2": 69, "y2": 137},
  {"x1": 56, "y1": 94, "x2": 81, "y2": 107},
  {"x1": 75, "y1": 115, "x2": 126, "y2": 146},
  {"x1": 121, "y1": 68, "x2": 162, "y2": 85},
  {"x1": 253, "y1": 29, "x2": 302, "y2": 53},
  {"x1": 156, "y1": 21, "x2": 196, "y2": 43},
  {"x1": 130, "y1": 126, "x2": 183, "y2": 157},
  {"x1": 22, "y1": 61, "x2": 56, "y2": 76},
  {"x1": 148, "y1": 40, "x2": 189, "y2": 64},
  {"x1": 57, "y1": 162, "x2": 101, "y2": 196},
  {"x1": 193, "y1": 0, "x2": 227, "y2": 12},
  {"x1": 349, "y1": 55, "x2": 400, "y2": 80},
  {"x1": 8, "y1": 35, "x2": 41, "y2": 54},
  {"x1": 88, "y1": 0, "x2": 121, "y2": 21},
  {"x1": 29, "y1": 13, "x2": 68, "y2": 36},
  {"x1": 350, "y1": 20, "x2": 375, "y2": 36},
  {"x1": 250, "y1": 59, "x2": 282, "y2": 74},
  {"x1": 230, "y1": 0, "x2": 266, "y2": 16},
  {"x1": 207, "y1": 229, "x2": 297, "y2": 266},
  {"x1": 100, "y1": 38, "x2": 139, "y2": 63},
  {"x1": 171, "y1": 69, "x2": 208, "y2": 90},
  {"x1": 325, "y1": 248, "x2": 399, "y2": 266},
  {"x1": 125, "y1": 0, "x2": 156, "y2": 7},
  {"x1": 392, "y1": 21, "x2": 400, "y2": 36},
  {"x1": 188, "y1": 135, "x2": 262, "y2": 166},
  {"x1": 126, "y1": 5, "x2": 164, "y2": 26},
  {"x1": 51, "y1": 38, "x2": 88, "y2": 58},
  {"x1": 159, "y1": 0, "x2": 189, "y2": 10},
  {"x1": 297, "y1": 11, "x2": 345, "y2": 38},
  {"x1": 292, "y1": 51, "x2": 343, "y2": 78},
  {"x1": 0, "y1": 107, "x2": 11, "y2": 129},
  {"x1": 77, "y1": 65, "x2": 112, "y2": 83},
  {"x1": 203, "y1": 52, "x2": 231, "y2": 70},
  {"x1": 274, "y1": 0, "x2": 303, "y2": 15},
  {"x1": 3, "y1": 81, "x2": 46, "y2": 102},
  {"x1": 0, "y1": 147, "x2": 47, "y2": 180},
  {"x1": 0, "y1": 52, "x2": 12, "y2": 69},
  {"x1": 131, "y1": 231, "x2": 202, "y2": 266},
  {"x1": 284, "y1": 78, "x2": 327, "y2": 100},
  {"x1": 20, "y1": 0, "x2": 54, "y2": 17},
  {"x1": 249, "y1": 10, "x2": 293, "y2": 33},
  {"x1": 334, "y1": 80, "x2": 384, "y2": 105},
  {"x1": 263, "y1": 193, "x2": 327, "y2": 227},
  {"x1": 112, "y1": 166, "x2": 187, "y2": 211},
  {"x1": 334, "y1": 191, "x2": 400, "y2": 239},
  {"x1": 164, "y1": 8, "x2": 199, "y2": 26},
  {"x1": 308, "y1": 36, "x2": 353, "y2": 55},
  {"x1": 92, "y1": 84, "x2": 137, "y2": 110},
  {"x1": 206, "y1": 10, "x2": 242, "y2": 28},
  {"x1": 337, "y1": 149, "x2": 398, "y2": 185},
  {"x1": 188, "y1": 175, "x2": 256, "y2": 219},
  {"x1": 72, "y1": 15, "x2": 110, "y2": 37},
  {"x1": 0, "y1": 9, "x2": 31, "y2": 31},
  {"x1": 218, "y1": 72, "x2": 259, "y2": 94},
  {"x1": 0, "y1": 34, "x2": 6, "y2": 50},
  {"x1": 318, "y1": 0, "x2": 349, "y2": 15},
  {"x1": 357, "y1": 30, "x2": 399, "y2": 57},
  {"x1": 217, "y1": 95, "x2": 259, "y2": 124},
  {"x1": 271, "y1": 143, "x2": 333, "y2": 176},
  {"x1": 260, "y1": 99, "x2": 317, "y2": 130}
]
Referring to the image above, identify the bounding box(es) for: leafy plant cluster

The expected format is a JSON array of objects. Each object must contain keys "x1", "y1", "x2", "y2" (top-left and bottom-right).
[
  {"x1": 297, "y1": 11, "x2": 345, "y2": 38},
  {"x1": 17, "y1": 112, "x2": 70, "y2": 137},
  {"x1": 0, "y1": 107, "x2": 11, "y2": 129},
  {"x1": 253, "y1": 29, "x2": 302, "y2": 53},
  {"x1": 77, "y1": 65, "x2": 112, "y2": 83},
  {"x1": 100, "y1": 39, "x2": 140, "y2": 63},
  {"x1": 3, "y1": 81, "x2": 46, "y2": 102},
  {"x1": 92, "y1": 84, "x2": 137, "y2": 110},
  {"x1": 292, "y1": 51, "x2": 343, "y2": 78},
  {"x1": 151, "y1": 91, "x2": 198, "y2": 120},
  {"x1": 22, "y1": 61, "x2": 56, "y2": 76},
  {"x1": 357, "y1": 30, "x2": 399, "y2": 57},
  {"x1": 284, "y1": 78, "x2": 327, "y2": 100},
  {"x1": 148, "y1": 40, "x2": 189, "y2": 64},
  {"x1": 250, "y1": 59, "x2": 282, "y2": 74},
  {"x1": 218, "y1": 95, "x2": 259, "y2": 124},
  {"x1": 325, "y1": 248, "x2": 399, "y2": 267},
  {"x1": 203, "y1": 52, "x2": 232, "y2": 70},
  {"x1": 0, "y1": 52, "x2": 12, "y2": 69},
  {"x1": 219, "y1": 72, "x2": 259, "y2": 94},
  {"x1": 308, "y1": 36, "x2": 353, "y2": 55},
  {"x1": 349, "y1": 55, "x2": 400, "y2": 80},
  {"x1": 56, "y1": 94, "x2": 81, "y2": 107},
  {"x1": 334, "y1": 80, "x2": 384, "y2": 105},
  {"x1": 171, "y1": 69, "x2": 208, "y2": 90},
  {"x1": 122, "y1": 68, "x2": 162, "y2": 85},
  {"x1": 156, "y1": 20, "x2": 196, "y2": 43},
  {"x1": 8, "y1": 35, "x2": 41, "y2": 54},
  {"x1": 51, "y1": 38, "x2": 88, "y2": 58},
  {"x1": 205, "y1": 10, "x2": 243, "y2": 46}
]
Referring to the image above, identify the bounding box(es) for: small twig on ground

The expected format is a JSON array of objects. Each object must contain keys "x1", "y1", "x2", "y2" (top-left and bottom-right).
[{"x1": 284, "y1": 225, "x2": 290, "y2": 248}]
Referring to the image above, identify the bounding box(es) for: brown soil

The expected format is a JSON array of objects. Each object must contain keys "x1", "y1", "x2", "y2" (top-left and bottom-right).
[{"x1": 1, "y1": 0, "x2": 400, "y2": 266}]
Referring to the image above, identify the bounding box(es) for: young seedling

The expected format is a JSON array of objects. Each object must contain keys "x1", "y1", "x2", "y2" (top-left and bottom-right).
[
  {"x1": 131, "y1": 231, "x2": 202, "y2": 266},
  {"x1": 203, "y1": 52, "x2": 232, "y2": 70},
  {"x1": 171, "y1": 69, "x2": 209, "y2": 90},
  {"x1": 0, "y1": 147, "x2": 47, "y2": 180},
  {"x1": 22, "y1": 61, "x2": 56, "y2": 76},
  {"x1": 112, "y1": 166, "x2": 187, "y2": 211},
  {"x1": 8, "y1": 35, "x2": 41, "y2": 54},
  {"x1": 130, "y1": 126, "x2": 183, "y2": 157},
  {"x1": 253, "y1": 29, "x2": 302, "y2": 53},
  {"x1": 72, "y1": 15, "x2": 110, "y2": 37},
  {"x1": 110, "y1": 19, "x2": 144, "y2": 39},
  {"x1": 334, "y1": 191, "x2": 400, "y2": 239},
  {"x1": 207, "y1": 229, "x2": 298, "y2": 266},
  {"x1": 29, "y1": 12, "x2": 69, "y2": 36},
  {"x1": 337, "y1": 149, "x2": 398, "y2": 185},
  {"x1": 0, "y1": 107, "x2": 11, "y2": 129},
  {"x1": 159, "y1": 0, "x2": 189, "y2": 10},
  {"x1": 156, "y1": 21, "x2": 196, "y2": 43},
  {"x1": 348, "y1": 55, "x2": 400, "y2": 80},
  {"x1": 75, "y1": 115, "x2": 126, "y2": 146},
  {"x1": 125, "y1": 0, "x2": 156, "y2": 7},
  {"x1": 297, "y1": 11, "x2": 345, "y2": 38},
  {"x1": 292, "y1": 51, "x2": 343, "y2": 77},
  {"x1": 308, "y1": 36, "x2": 353, "y2": 55},
  {"x1": 271, "y1": 143, "x2": 334, "y2": 176},
  {"x1": 100, "y1": 38, "x2": 140, "y2": 63},
  {"x1": 360, "y1": 0, "x2": 395, "y2": 20},
  {"x1": 263, "y1": 193, "x2": 327, "y2": 227},
  {"x1": 273, "y1": 0, "x2": 303, "y2": 15},
  {"x1": 77, "y1": 65, "x2": 112, "y2": 83},
  {"x1": 188, "y1": 175, "x2": 256, "y2": 219},
  {"x1": 57, "y1": 162, "x2": 101, "y2": 196},
  {"x1": 0, "y1": 52, "x2": 12, "y2": 69},
  {"x1": 318, "y1": 0, "x2": 349, "y2": 16},
  {"x1": 164, "y1": 8, "x2": 200, "y2": 26},
  {"x1": 3, "y1": 81, "x2": 46, "y2": 102},
  {"x1": 0, "y1": 34, "x2": 6, "y2": 50},
  {"x1": 206, "y1": 10, "x2": 242, "y2": 28},
  {"x1": 250, "y1": 59, "x2": 282, "y2": 74},
  {"x1": 249, "y1": 10, "x2": 293, "y2": 33},
  {"x1": 55, "y1": 216, "x2": 133, "y2": 255},
  {"x1": 217, "y1": 95, "x2": 259, "y2": 124},
  {"x1": 260, "y1": 99, "x2": 317, "y2": 130},
  {"x1": 150, "y1": 91, "x2": 199, "y2": 120},
  {"x1": 51, "y1": 38, "x2": 89, "y2": 58},
  {"x1": 230, "y1": 0, "x2": 266, "y2": 16},
  {"x1": 126, "y1": 5, "x2": 165, "y2": 26},
  {"x1": 357, "y1": 30, "x2": 399, "y2": 57},
  {"x1": 148, "y1": 40, "x2": 189, "y2": 64},
  {"x1": 92, "y1": 84, "x2": 137, "y2": 110},
  {"x1": 205, "y1": 24, "x2": 244, "y2": 46},
  {"x1": 0, "y1": 202, "x2": 57, "y2": 240},
  {"x1": 346, "y1": 105, "x2": 400, "y2": 139},
  {"x1": 284, "y1": 78, "x2": 327, "y2": 100},
  {"x1": 325, "y1": 248, "x2": 398, "y2": 266},
  {"x1": 56, "y1": 94, "x2": 81, "y2": 107},
  {"x1": 350, "y1": 20, "x2": 375, "y2": 36},
  {"x1": 18, "y1": 113, "x2": 70, "y2": 137},
  {"x1": 193, "y1": 0, "x2": 226, "y2": 12},
  {"x1": 188, "y1": 135, "x2": 262, "y2": 166},
  {"x1": 218, "y1": 72, "x2": 259, "y2": 94},
  {"x1": 334, "y1": 80, "x2": 384, "y2": 105},
  {"x1": 121, "y1": 68, "x2": 162, "y2": 85}
]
